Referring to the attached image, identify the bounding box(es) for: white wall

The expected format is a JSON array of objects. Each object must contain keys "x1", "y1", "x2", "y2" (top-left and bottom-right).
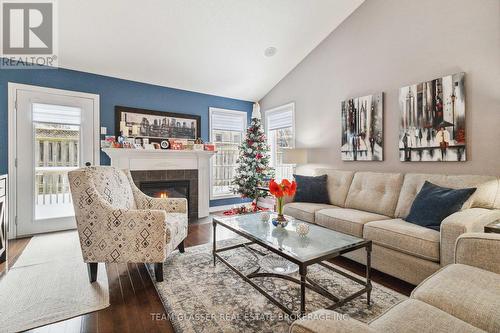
[{"x1": 260, "y1": 0, "x2": 500, "y2": 176}]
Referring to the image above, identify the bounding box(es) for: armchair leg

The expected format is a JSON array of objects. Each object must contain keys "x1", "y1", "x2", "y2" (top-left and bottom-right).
[
  {"x1": 154, "y1": 263, "x2": 164, "y2": 282},
  {"x1": 87, "y1": 263, "x2": 98, "y2": 283},
  {"x1": 178, "y1": 240, "x2": 185, "y2": 253}
]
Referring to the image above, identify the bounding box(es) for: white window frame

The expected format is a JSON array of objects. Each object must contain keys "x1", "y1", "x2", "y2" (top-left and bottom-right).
[
  {"x1": 264, "y1": 102, "x2": 296, "y2": 179},
  {"x1": 209, "y1": 107, "x2": 247, "y2": 200}
]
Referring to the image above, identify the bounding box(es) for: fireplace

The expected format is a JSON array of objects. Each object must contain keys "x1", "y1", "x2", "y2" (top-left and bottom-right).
[
  {"x1": 140, "y1": 180, "x2": 190, "y2": 201},
  {"x1": 131, "y1": 169, "x2": 198, "y2": 220}
]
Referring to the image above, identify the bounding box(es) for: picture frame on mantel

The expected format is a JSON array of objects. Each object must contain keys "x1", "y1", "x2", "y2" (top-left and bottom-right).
[{"x1": 115, "y1": 105, "x2": 201, "y2": 141}]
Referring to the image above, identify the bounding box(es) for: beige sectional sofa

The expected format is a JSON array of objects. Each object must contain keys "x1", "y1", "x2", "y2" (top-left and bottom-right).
[
  {"x1": 284, "y1": 169, "x2": 500, "y2": 285},
  {"x1": 290, "y1": 233, "x2": 500, "y2": 333}
]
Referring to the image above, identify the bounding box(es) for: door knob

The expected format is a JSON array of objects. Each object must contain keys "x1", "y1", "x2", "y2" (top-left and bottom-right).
[{"x1": 85, "y1": 162, "x2": 91, "y2": 167}]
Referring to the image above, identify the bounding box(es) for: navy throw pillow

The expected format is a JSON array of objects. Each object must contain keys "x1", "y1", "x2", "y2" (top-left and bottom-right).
[
  {"x1": 405, "y1": 181, "x2": 476, "y2": 231},
  {"x1": 293, "y1": 174, "x2": 330, "y2": 204}
]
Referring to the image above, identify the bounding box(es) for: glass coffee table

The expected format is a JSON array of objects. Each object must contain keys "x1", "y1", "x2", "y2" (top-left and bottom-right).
[{"x1": 212, "y1": 212, "x2": 372, "y2": 317}]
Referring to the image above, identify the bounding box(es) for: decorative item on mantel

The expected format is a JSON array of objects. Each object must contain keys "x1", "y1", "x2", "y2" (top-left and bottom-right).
[
  {"x1": 193, "y1": 137, "x2": 204, "y2": 151},
  {"x1": 269, "y1": 179, "x2": 296, "y2": 227}
]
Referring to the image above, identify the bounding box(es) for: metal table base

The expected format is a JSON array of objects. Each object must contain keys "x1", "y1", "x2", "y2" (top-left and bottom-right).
[{"x1": 212, "y1": 220, "x2": 372, "y2": 318}]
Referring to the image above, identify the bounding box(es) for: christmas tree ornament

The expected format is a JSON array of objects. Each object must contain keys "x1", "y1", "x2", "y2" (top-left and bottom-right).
[{"x1": 251, "y1": 102, "x2": 261, "y2": 119}]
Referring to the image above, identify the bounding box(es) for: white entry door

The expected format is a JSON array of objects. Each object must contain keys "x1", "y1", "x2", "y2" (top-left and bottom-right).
[{"x1": 10, "y1": 84, "x2": 99, "y2": 236}]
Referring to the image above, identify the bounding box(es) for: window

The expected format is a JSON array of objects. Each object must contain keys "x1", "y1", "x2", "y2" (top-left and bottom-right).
[
  {"x1": 265, "y1": 103, "x2": 295, "y2": 181},
  {"x1": 209, "y1": 108, "x2": 247, "y2": 199}
]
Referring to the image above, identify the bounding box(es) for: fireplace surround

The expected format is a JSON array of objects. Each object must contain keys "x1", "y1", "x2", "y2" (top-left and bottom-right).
[{"x1": 102, "y1": 149, "x2": 215, "y2": 218}]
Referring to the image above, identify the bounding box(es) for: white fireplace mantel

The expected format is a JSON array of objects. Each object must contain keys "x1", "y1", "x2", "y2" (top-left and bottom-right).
[{"x1": 102, "y1": 148, "x2": 216, "y2": 217}]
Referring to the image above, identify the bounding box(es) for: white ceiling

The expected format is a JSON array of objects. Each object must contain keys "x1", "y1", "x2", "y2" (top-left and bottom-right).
[{"x1": 58, "y1": 0, "x2": 364, "y2": 101}]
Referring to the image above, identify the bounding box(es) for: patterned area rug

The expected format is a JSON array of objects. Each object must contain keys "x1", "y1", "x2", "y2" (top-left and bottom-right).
[{"x1": 149, "y1": 238, "x2": 406, "y2": 333}]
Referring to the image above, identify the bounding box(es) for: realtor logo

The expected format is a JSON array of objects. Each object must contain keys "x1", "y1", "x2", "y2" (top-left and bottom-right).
[{"x1": 1, "y1": 0, "x2": 58, "y2": 68}]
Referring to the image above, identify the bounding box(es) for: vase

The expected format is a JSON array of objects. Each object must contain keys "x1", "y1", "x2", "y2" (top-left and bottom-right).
[
  {"x1": 272, "y1": 196, "x2": 288, "y2": 227},
  {"x1": 272, "y1": 214, "x2": 288, "y2": 227}
]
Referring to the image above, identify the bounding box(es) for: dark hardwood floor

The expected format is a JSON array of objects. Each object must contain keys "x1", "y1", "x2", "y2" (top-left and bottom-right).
[{"x1": 4, "y1": 219, "x2": 415, "y2": 333}]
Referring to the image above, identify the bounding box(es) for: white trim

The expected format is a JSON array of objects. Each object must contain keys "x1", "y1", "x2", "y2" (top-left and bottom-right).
[
  {"x1": 211, "y1": 193, "x2": 239, "y2": 200},
  {"x1": 102, "y1": 148, "x2": 215, "y2": 218},
  {"x1": 263, "y1": 102, "x2": 296, "y2": 136},
  {"x1": 209, "y1": 107, "x2": 248, "y2": 200},
  {"x1": 7, "y1": 83, "x2": 100, "y2": 238},
  {"x1": 209, "y1": 204, "x2": 238, "y2": 213},
  {"x1": 263, "y1": 102, "x2": 296, "y2": 172}
]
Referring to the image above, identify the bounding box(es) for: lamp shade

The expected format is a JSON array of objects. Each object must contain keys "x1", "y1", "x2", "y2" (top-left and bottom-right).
[{"x1": 282, "y1": 148, "x2": 307, "y2": 164}]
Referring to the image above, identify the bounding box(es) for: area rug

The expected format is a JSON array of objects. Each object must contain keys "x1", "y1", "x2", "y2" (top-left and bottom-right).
[
  {"x1": 149, "y1": 238, "x2": 407, "y2": 333},
  {"x1": 0, "y1": 231, "x2": 109, "y2": 332}
]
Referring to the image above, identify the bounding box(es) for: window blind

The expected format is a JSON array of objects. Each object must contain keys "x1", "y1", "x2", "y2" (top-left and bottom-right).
[
  {"x1": 266, "y1": 108, "x2": 293, "y2": 131},
  {"x1": 33, "y1": 103, "x2": 82, "y2": 125},
  {"x1": 210, "y1": 109, "x2": 246, "y2": 132}
]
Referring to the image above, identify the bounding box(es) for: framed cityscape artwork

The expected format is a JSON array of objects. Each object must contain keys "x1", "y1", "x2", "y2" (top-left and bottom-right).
[
  {"x1": 341, "y1": 93, "x2": 383, "y2": 161},
  {"x1": 399, "y1": 72, "x2": 466, "y2": 162},
  {"x1": 115, "y1": 106, "x2": 201, "y2": 141}
]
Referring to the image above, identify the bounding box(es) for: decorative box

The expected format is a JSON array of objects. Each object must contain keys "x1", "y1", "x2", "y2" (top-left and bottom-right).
[
  {"x1": 171, "y1": 142, "x2": 184, "y2": 150},
  {"x1": 204, "y1": 143, "x2": 215, "y2": 151},
  {"x1": 193, "y1": 144, "x2": 204, "y2": 151}
]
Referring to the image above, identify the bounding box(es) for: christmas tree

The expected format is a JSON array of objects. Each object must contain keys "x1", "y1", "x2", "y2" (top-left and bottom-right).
[{"x1": 232, "y1": 104, "x2": 274, "y2": 203}]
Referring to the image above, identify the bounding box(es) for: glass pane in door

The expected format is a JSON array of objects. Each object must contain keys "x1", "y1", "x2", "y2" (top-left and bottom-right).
[{"x1": 33, "y1": 103, "x2": 81, "y2": 221}]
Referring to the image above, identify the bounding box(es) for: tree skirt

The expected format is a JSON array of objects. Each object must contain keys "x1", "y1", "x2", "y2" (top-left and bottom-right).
[{"x1": 148, "y1": 238, "x2": 406, "y2": 333}]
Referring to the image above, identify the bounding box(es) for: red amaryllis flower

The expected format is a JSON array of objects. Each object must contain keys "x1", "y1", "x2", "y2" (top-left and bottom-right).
[
  {"x1": 269, "y1": 179, "x2": 283, "y2": 197},
  {"x1": 269, "y1": 179, "x2": 297, "y2": 198},
  {"x1": 282, "y1": 179, "x2": 297, "y2": 196}
]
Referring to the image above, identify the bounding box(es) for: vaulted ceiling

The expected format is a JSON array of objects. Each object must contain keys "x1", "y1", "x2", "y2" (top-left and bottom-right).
[{"x1": 58, "y1": 0, "x2": 364, "y2": 101}]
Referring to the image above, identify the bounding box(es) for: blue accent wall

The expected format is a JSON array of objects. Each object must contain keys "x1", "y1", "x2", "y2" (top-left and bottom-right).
[{"x1": 0, "y1": 65, "x2": 252, "y2": 207}]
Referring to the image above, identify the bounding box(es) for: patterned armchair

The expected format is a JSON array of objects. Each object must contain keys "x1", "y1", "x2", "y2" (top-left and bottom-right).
[{"x1": 68, "y1": 166, "x2": 188, "y2": 282}]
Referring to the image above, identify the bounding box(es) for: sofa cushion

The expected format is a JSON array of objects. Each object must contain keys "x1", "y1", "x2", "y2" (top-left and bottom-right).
[
  {"x1": 394, "y1": 173, "x2": 496, "y2": 218},
  {"x1": 345, "y1": 172, "x2": 403, "y2": 217},
  {"x1": 412, "y1": 264, "x2": 500, "y2": 333},
  {"x1": 405, "y1": 181, "x2": 476, "y2": 231},
  {"x1": 315, "y1": 208, "x2": 388, "y2": 237},
  {"x1": 468, "y1": 178, "x2": 500, "y2": 209},
  {"x1": 370, "y1": 299, "x2": 485, "y2": 333},
  {"x1": 313, "y1": 169, "x2": 355, "y2": 207},
  {"x1": 293, "y1": 174, "x2": 330, "y2": 204},
  {"x1": 363, "y1": 219, "x2": 440, "y2": 262},
  {"x1": 284, "y1": 202, "x2": 337, "y2": 223}
]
